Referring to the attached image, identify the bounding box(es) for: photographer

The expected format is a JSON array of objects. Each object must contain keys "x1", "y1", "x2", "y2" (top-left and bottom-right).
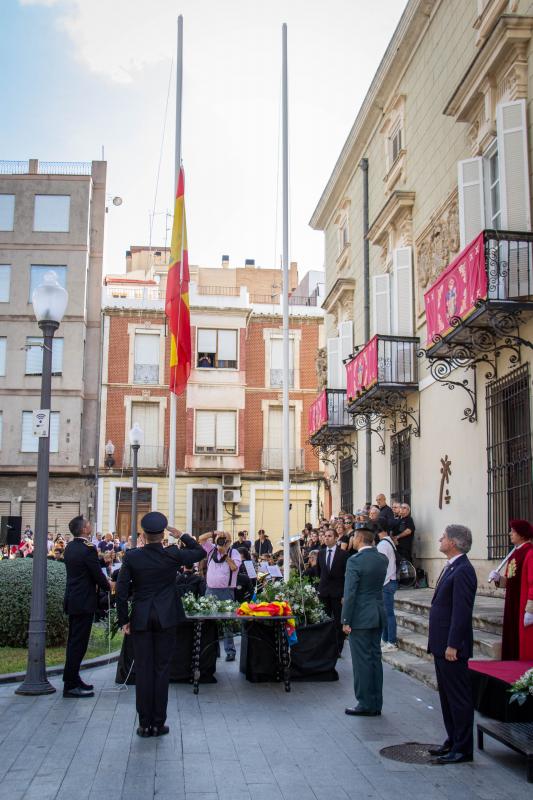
[{"x1": 198, "y1": 531, "x2": 242, "y2": 661}]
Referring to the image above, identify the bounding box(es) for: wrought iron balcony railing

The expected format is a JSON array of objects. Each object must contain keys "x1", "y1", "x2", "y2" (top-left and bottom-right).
[
  {"x1": 346, "y1": 334, "x2": 419, "y2": 413},
  {"x1": 308, "y1": 389, "x2": 352, "y2": 441}
]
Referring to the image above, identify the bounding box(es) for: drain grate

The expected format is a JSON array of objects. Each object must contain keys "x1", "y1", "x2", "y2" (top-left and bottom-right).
[{"x1": 380, "y1": 742, "x2": 438, "y2": 764}]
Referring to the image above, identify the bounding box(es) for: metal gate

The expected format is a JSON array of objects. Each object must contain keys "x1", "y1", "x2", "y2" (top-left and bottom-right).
[
  {"x1": 340, "y1": 457, "x2": 353, "y2": 514},
  {"x1": 390, "y1": 428, "x2": 411, "y2": 505},
  {"x1": 486, "y1": 364, "x2": 533, "y2": 559}
]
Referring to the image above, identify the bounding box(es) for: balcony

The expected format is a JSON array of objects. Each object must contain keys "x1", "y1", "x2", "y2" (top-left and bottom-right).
[
  {"x1": 122, "y1": 445, "x2": 168, "y2": 470},
  {"x1": 308, "y1": 389, "x2": 353, "y2": 444},
  {"x1": 346, "y1": 334, "x2": 419, "y2": 414},
  {"x1": 261, "y1": 448, "x2": 304, "y2": 471}
]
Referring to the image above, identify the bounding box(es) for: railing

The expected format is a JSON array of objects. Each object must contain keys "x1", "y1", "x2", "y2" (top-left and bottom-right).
[
  {"x1": 261, "y1": 448, "x2": 304, "y2": 470},
  {"x1": 289, "y1": 294, "x2": 318, "y2": 306},
  {"x1": 270, "y1": 368, "x2": 294, "y2": 388},
  {"x1": 249, "y1": 293, "x2": 318, "y2": 306},
  {"x1": 308, "y1": 388, "x2": 351, "y2": 436},
  {"x1": 103, "y1": 286, "x2": 166, "y2": 302},
  {"x1": 0, "y1": 161, "x2": 29, "y2": 174},
  {"x1": 122, "y1": 445, "x2": 168, "y2": 470},
  {"x1": 250, "y1": 293, "x2": 280, "y2": 304},
  {"x1": 0, "y1": 160, "x2": 92, "y2": 176},
  {"x1": 346, "y1": 335, "x2": 419, "y2": 401},
  {"x1": 197, "y1": 285, "x2": 240, "y2": 296}
]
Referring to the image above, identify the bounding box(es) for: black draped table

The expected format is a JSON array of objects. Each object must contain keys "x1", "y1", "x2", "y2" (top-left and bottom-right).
[{"x1": 469, "y1": 660, "x2": 533, "y2": 722}]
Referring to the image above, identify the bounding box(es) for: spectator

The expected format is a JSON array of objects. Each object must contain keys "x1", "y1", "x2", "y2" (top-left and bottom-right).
[
  {"x1": 47, "y1": 532, "x2": 54, "y2": 553},
  {"x1": 375, "y1": 493, "x2": 395, "y2": 532},
  {"x1": 316, "y1": 528, "x2": 349, "y2": 656},
  {"x1": 24, "y1": 524, "x2": 33, "y2": 539},
  {"x1": 237, "y1": 530, "x2": 252, "y2": 550},
  {"x1": 98, "y1": 533, "x2": 115, "y2": 554},
  {"x1": 254, "y1": 530, "x2": 273, "y2": 558},
  {"x1": 303, "y1": 550, "x2": 319, "y2": 578},
  {"x1": 395, "y1": 503, "x2": 416, "y2": 562},
  {"x1": 198, "y1": 531, "x2": 242, "y2": 661},
  {"x1": 377, "y1": 529, "x2": 398, "y2": 651}
]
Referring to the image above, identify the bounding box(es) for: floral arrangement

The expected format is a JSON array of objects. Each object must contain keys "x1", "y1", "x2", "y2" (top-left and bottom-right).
[
  {"x1": 237, "y1": 600, "x2": 297, "y2": 644},
  {"x1": 181, "y1": 592, "x2": 237, "y2": 616},
  {"x1": 508, "y1": 667, "x2": 533, "y2": 705},
  {"x1": 259, "y1": 575, "x2": 327, "y2": 628}
]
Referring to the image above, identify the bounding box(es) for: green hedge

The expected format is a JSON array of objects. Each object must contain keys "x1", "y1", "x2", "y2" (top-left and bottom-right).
[{"x1": 0, "y1": 559, "x2": 69, "y2": 647}]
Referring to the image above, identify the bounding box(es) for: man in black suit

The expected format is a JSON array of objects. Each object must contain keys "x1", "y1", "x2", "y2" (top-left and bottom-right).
[
  {"x1": 375, "y1": 493, "x2": 395, "y2": 533},
  {"x1": 428, "y1": 524, "x2": 477, "y2": 764},
  {"x1": 62, "y1": 515, "x2": 112, "y2": 698},
  {"x1": 316, "y1": 529, "x2": 348, "y2": 655},
  {"x1": 116, "y1": 512, "x2": 204, "y2": 738}
]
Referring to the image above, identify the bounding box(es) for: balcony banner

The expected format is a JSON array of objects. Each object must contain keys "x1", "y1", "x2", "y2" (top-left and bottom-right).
[
  {"x1": 346, "y1": 336, "x2": 378, "y2": 402},
  {"x1": 424, "y1": 232, "x2": 487, "y2": 345},
  {"x1": 308, "y1": 390, "x2": 327, "y2": 436}
]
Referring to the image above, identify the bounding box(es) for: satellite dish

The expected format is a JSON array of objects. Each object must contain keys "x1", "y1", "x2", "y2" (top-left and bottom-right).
[{"x1": 112, "y1": 196, "x2": 123, "y2": 206}]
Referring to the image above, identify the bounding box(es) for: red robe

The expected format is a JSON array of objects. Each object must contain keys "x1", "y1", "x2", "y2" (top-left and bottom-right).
[
  {"x1": 519, "y1": 546, "x2": 533, "y2": 660},
  {"x1": 501, "y1": 542, "x2": 532, "y2": 660}
]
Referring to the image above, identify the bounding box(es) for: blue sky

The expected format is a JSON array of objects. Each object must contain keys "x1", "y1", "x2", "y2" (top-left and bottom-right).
[{"x1": 2, "y1": 0, "x2": 407, "y2": 278}]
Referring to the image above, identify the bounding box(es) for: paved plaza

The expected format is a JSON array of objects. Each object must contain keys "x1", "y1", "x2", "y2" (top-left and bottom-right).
[{"x1": 0, "y1": 644, "x2": 530, "y2": 800}]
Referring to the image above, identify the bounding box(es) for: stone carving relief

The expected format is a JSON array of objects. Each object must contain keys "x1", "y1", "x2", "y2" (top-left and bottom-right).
[
  {"x1": 316, "y1": 347, "x2": 327, "y2": 390},
  {"x1": 415, "y1": 193, "x2": 460, "y2": 317}
]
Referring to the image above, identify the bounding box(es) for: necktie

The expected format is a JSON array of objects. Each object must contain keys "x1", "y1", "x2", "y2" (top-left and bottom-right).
[{"x1": 327, "y1": 549, "x2": 333, "y2": 570}]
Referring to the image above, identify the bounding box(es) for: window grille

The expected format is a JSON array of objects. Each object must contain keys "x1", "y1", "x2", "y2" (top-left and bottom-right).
[{"x1": 390, "y1": 427, "x2": 411, "y2": 504}]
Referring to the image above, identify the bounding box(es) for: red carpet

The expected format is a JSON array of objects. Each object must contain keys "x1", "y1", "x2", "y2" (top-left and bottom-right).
[{"x1": 469, "y1": 660, "x2": 533, "y2": 684}]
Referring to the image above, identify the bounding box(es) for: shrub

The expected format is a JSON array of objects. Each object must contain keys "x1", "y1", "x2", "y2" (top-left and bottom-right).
[{"x1": 0, "y1": 559, "x2": 69, "y2": 648}]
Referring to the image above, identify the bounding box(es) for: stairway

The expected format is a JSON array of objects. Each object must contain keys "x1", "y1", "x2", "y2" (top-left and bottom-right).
[{"x1": 381, "y1": 588, "x2": 504, "y2": 690}]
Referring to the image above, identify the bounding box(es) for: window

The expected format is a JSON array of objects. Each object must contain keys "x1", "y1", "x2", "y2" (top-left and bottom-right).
[
  {"x1": 131, "y1": 402, "x2": 161, "y2": 467},
  {"x1": 21, "y1": 411, "x2": 60, "y2": 453},
  {"x1": 264, "y1": 406, "x2": 299, "y2": 469},
  {"x1": 372, "y1": 247, "x2": 413, "y2": 337},
  {"x1": 326, "y1": 321, "x2": 353, "y2": 390},
  {"x1": 33, "y1": 195, "x2": 70, "y2": 232},
  {"x1": 0, "y1": 266, "x2": 11, "y2": 302},
  {"x1": 389, "y1": 123, "x2": 403, "y2": 166},
  {"x1": 0, "y1": 195, "x2": 15, "y2": 231},
  {"x1": 269, "y1": 337, "x2": 294, "y2": 387},
  {"x1": 134, "y1": 332, "x2": 160, "y2": 384},
  {"x1": 390, "y1": 428, "x2": 411, "y2": 505},
  {"x1": 25, "y1": 337, "x2": 64, "y2": 375},
  {"x1": 485, "y1": 144, "x2": 501, "y2": 229},
  {"x1": 340, "y1": 457, "x2": 354, "y2": 514},
  {"x1": 197, "y1": 329, "x2": 237, "y2": 369},
  {"x1": 29, "y1": 266, "x2": 67, "y2": 301},
  {"x1": 195, "y1": 410, "x2": 236, "y2": 454},
  {"x1": 0, "y1": 338, "x2": 5, "y2": 376}
]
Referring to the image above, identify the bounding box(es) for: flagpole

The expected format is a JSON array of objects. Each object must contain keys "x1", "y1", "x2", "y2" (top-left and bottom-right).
[
  {"x1": 281, "y1": 23, "x2": 290, "y2": 579},
  {"x1": 168, "y1": 14, "x2": 183, "y2": 527}
]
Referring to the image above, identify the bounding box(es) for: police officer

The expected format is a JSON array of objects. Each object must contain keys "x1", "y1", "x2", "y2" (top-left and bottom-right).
[
  {"x1": 116, "y1": 512, "x2": 204, "y2": 738},
  {"x1": 63, "y1": 515, "x2": 111, "y2": 698}
]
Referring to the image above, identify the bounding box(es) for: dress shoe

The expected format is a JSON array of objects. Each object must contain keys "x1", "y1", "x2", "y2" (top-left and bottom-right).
[
  {"x1": 435, "y1": 752, "x2": 473, "y2": 764},
  {"x1": 78, "y1": 680, "x2": 94, "y2": 691},
  {"x1": 151, "y1": 725, "x2": 170, "y2": 737},
  {"x1": 345, "y1": 707, "x2": 381, "y2": 716},
  {"x1": 225, "y1": 653, "x2": 236, "y2": 662},
  {"x1": 428, "y1": 745, "x2": 451, "y2": 756},
  {"x1": 63, "y1": 687, "x2": 94, "y2": 698},
  {"x1": 136, "y1": 726, "x2": 152, "y2": 738}
]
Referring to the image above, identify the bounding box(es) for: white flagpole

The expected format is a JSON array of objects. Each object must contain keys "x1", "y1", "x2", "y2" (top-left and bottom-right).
[
  {"x1": 168, "y1": 15, "x2": 183, "y2": 527},
  {"x1": 282, "y1": 23, "x2": 290, "y2": 578}
]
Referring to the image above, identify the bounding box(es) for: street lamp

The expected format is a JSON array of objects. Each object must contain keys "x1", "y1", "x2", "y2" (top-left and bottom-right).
[
  {"x1": 16, "y1": 271, "x2": 68, "y2": 696},
  {"x1": 129, "y1": 422, "x2": 143, "y2": 547}
]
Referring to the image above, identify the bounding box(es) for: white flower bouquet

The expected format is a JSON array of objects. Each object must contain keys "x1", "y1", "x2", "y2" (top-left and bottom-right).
[
  {"x1": 508, "y1": 667, "x2": 533, "y2": 706},
  {"x1": 182, "y1": 592, "x2": 237, "y2": 616}
]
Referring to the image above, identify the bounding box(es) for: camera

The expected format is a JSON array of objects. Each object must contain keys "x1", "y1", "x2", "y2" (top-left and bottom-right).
[{"x1": 215, "y1": 536, "x2": 227, "y2": 547}]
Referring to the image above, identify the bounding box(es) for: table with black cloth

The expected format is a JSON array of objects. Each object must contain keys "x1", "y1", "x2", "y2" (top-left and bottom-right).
[{"x1": 469, "y1": 660, "x2": 533, "y2": 722}]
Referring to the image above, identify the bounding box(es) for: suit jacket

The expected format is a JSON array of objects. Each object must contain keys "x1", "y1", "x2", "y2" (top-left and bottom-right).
[
  {"x1": 378, "y1": 505, "x2": 396, "y2": 532},
  {"x1": 316, "y1": 546, "x2": 349, "y2": 598},
  {"x1": 428, "y1": 554, "x2": 477, "y2": 659},
  {"x1": 63, "y1": 537, "x2": 110, "y2": 615},
  {"x1": 342, "y1": 548, "x2": 388, "y2": 629},
  {"x1": 116, "y1": 535, "x2": 204, "y2": 630}
]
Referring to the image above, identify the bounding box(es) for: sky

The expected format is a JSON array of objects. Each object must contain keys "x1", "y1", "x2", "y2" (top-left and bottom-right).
[{"x1": 2, "y1": 0, "x2": 407, "y2": 279}]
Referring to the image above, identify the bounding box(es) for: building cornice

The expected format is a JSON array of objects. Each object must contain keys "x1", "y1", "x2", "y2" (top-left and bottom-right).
[
  {"x1": 321, "y1": 277, "x2": 356, "y2": 314},
  {"x1": 368, "y1": 191, "x2": 416, "y2": 247}
]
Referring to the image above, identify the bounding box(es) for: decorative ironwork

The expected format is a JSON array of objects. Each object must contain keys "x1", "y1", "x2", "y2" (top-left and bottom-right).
[
  {"x1": 418, "y1": 349, "x2": 478, "y2": 422},
  {"x1": 309, "y1": 429, "x2": 358, "y2": 482}
]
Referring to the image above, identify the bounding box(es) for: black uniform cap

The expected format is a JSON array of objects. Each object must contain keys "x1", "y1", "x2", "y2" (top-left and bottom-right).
[{"x1": 141, "y1": 511, "x2": 168, "y2": 534}]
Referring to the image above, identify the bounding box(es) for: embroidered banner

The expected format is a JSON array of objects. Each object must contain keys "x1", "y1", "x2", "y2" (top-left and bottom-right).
[
  {"x1": 308, "y1": 390, "x2": 328, "y2": 436},
  {"x1": 346, "y1": 336, "x2": 378, "y2": 401}
]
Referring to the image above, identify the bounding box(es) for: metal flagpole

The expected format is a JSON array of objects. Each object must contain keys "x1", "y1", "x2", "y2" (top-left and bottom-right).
[
  {"x1": 168, "y1": 15, "x2": 183, "y2": 527},
  {"x1": 281, "y1": 23, "x2": 290, "y2": 578}
]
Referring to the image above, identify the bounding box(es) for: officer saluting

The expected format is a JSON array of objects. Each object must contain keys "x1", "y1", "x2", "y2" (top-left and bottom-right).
[
  {"x1": 63, "y1": 515, "x2": 111, "y2": 698},
  {"x1": 116, "y1": 512, "x2": 204, "y2": 738}
]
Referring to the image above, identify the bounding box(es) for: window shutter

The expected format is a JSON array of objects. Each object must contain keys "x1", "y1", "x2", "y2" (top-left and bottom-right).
[
  {"x1": 0, "y1": 338, "x2": 6, "y2": 376},
  {"x1": 49, "y1": 412, "x2": 59, "y2": 453},
  {"x1": 52, "y1": 339, "x2": 63, "y2": 374},
  {"x1": 21, "y1": 412, "x2": 38, "y2": 452},
  {"x1": 135, "y1": 333, "x2": 159, "y2": 366},
  {"x1": 497, "y1": 99, "x2": 531, "y2": 231},
  {"x1": 458, "y1": 157, "x2": 485, "y2": 248},
  {"x1": 0, "y1": 265, "x2": 10, "y2": 302},
  {"x1": 327, "y1": 337, "x2": 341, "y2": 389},
  {"x1": 217, "y1": 330, "x2": 237, "y2": 361},
  {"x1": 391, "y1": 247, "x2": 413, "y2": 335},
  {"x1": 0, "y1": 412, "x2": 3, "y2": 449},
  {"x1": 197, "y1": 329, "x2": 217, "y2": 354},
  {"x1": 270, "y1": 337, "x2": 283, "y2": 369},
  {"x1": 195, "y1": 411, "x2": 216, "y2": 451},
  {"x1": 372, "y1": 273, "x2": 390, "y2": 335},
  {"x1": 26, "y1": 338, "x2": 42, "y2": 374},
  {"x1": 216, "y1": 411, "x2": 236, "y2": 451}
]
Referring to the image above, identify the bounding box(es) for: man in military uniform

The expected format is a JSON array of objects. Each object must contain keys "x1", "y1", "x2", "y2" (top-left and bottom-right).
[
  {"x1": 116, "y1": 512, "x2": 204, "y2": 738},
  {"x1": 63, "y1": 515, "x2": 111, "y2": 698}
]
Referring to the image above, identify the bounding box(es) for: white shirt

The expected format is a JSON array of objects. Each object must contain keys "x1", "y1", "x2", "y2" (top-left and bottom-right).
[
  {"x1": 377, "y1": 538, "x2": 397, "y2": 585},
  {"x1": 447, "y1": 553, "x2": 463, "y2": 566},
  {"x1": 325, "y1": 545, "x2": 337, "y2": 567}
]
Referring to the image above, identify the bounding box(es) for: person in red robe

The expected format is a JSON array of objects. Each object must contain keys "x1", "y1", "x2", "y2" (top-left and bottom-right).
[
  {"x1": 488, "y1": 519, "x2": 533, "y2": 660},
  {"x1": 519, "y1": 545, "x2": 533, "y2": 660}
]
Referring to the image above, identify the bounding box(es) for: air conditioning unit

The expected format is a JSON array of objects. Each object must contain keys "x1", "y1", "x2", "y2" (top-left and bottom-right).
[
  {"x1": 223, "y1": 488, "x2": 242, "y2": 504},
  {"x1": 222, "y1": 474, "x2": 241, "y2": 488}
]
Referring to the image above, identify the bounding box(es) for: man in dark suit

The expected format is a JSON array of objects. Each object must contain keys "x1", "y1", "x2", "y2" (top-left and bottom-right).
[
  {"x1": 116, "y1": 512, "x2": 204, "y2": 738},
  {"x1": 342, "y1": 528, "x2": 388, "y2": 716},
  {"x1": 316, "y1": 529, "x2": 348, "y2": 656},
  {"x1": 428, "y1": 524, "x2": 477, "y2": 764},
  {"x1": 62, "y1": 515, "x2": 112, "y2": 698}
]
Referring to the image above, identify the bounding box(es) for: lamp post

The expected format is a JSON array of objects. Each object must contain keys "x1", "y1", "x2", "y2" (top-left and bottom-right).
[
  {"x1": 129, "y1": 423, "x2": 143, "y2": 547},
  {"x1": 16, "y1": 272, "x2": 68, "y2": 696}
]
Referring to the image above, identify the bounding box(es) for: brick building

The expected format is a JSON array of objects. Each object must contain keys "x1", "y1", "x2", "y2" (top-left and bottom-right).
[{"x1": 97, "y1": 249, "x2": 325, "y2": 541}]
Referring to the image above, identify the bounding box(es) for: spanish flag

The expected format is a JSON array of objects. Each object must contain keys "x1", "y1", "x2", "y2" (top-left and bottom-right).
[{"x1": 166, "y1": 166, "x2": 191, "y2": 395}]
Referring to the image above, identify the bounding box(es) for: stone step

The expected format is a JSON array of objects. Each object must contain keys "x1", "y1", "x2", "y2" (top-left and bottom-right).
[
  {"x1": 381, "y1": 647, "x2": 438, "y2": 691},
  {"x1": 393, "y1": 625, "x2": 495, "y2": 664},
  {"x1": 394, "y1": 609, "x2": 502, "y2": 658},
  {"x1": 394, "y1": 588, "x2": 503, "y2": 635}
]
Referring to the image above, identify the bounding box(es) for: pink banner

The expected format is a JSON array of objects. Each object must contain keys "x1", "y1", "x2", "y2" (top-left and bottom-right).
[
  {"x1": 424, "y1": 232, "x2": 487, "y2": 345},
  {"x1": 346, "y1": 336, "x2": 378, "y2": 402},
  {"x1": 308, "y1": 390, "x2": 328, "y2": 436}
]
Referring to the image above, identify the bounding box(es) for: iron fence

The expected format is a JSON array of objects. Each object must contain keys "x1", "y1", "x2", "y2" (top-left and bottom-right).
[{"x1": 485, "y1": 229, "x2": 533, "y2": 300}]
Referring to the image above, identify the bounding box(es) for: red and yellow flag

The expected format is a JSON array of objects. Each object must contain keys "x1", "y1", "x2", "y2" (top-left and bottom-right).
[{"x1": 165, "y1": 166, "x2": 191, "y2": 395}]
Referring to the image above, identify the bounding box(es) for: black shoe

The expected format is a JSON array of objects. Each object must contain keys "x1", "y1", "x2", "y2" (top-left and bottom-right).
[
  {"x1": 63, "y1": 687, "x2": 94, "y2": 698},
  {"x1": 435, "y1": 752, "x2": 473, "y2": 765},
  {"x1": 151, "y1": 725, "x2": 170, "y2": 737},
  {"x1": 345, "y1": 707, "x2": 381, "y2": 716},
  {"x1": 428, "y1": 745, "x2": 452, "y2": 756},
  {"x1": 136, "y1": 726, "x2": 152, "y2": 738},
  {"x1": 225, "y1": 653, "x2": 236, "y2": 662},
  {"x1": 78, "y1": 680, "x2": 94, "y2": 691}
]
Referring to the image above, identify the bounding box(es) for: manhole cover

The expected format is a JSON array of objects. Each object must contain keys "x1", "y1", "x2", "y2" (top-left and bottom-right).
[{"x1": 380, "y1": 742, "x2": 438, "y2": 764}]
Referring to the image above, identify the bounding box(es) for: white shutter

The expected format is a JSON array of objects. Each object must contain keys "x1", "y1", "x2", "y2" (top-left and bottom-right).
[
  {"x1": 339, "y1": 321, "x2": 353, "y2": 361},
  {"x1": 197, "y1": 329, "x2": 217, "y2": 354},
  {"x1": 0, "y1": 412, "x2": 3, "y2": 449},
  {"x1": 49, "y1": 412, "x2": 59, "y2": 452},
  {"x1": 216, "y1": 411, "x2": 236, "y2": 452},
  {"x1": 0, "y1": 338, "x2": 6, "y2": 376},
  {"x1": 217, "y1": 330, "x2": 237, "y2": 361},
  {"x1": 391, "y1": 247, "x2": 413, "y2": 336},
  {"x1": 497, "y1": 99, "x2": 531, "y2": 231},
  {"x1": 372, "y1": 273, "x2": 390, "y2": 335},
  {"x1": 0, "y1": 265, "x2": 10, "y2": 302},
  {"x1": 270, "y1": 337, "x2": 283, "y2": 368},
  {"x1": 267, "y1": 408, "x2": 295, "y2": 468},
  {"x1": 26, "y1": 338, "x2": 64, "y2": 375},
  {"x1": 134, "y1": 333, "x2": 159, "y2": 365},
  {"x1": 327, "y1": 337, "x2": 341, "y2": 389},
  {"x1": 458, "y1": 157, "x2": 485, "y2": 248},
  {"x1": 21, "y1": 411, "x2": 59, "y2": 452},
  {"x1": 195, "y1": 410, "x2": 216, "y2": 451}
]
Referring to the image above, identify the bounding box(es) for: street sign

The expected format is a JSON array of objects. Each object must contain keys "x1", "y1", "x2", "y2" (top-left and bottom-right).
[{"x1": 33, "y1": 409, "x2": 50, "y2": 437}]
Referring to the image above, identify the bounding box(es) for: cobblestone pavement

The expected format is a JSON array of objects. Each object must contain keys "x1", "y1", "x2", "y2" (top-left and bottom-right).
[{"x1": 0, "y1": 643, "x2": 530, "y2": 800}]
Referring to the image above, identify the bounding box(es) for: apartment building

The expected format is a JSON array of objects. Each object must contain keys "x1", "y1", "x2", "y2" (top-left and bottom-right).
[
  {"x1": 98, "y1": 249, "x2": 324, "y2": 540},
  {"x1": 309, "y1": 0, "x2": 533, "y2": 586},
  {"x1": 0, "y1": 159, "x2": 106, "y2": 533}
]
